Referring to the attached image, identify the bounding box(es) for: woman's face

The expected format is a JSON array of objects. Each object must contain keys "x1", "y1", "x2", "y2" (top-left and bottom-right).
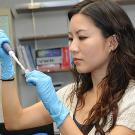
[{"x1": 69, "y1": 13, "x2": 111, "y2": 73}]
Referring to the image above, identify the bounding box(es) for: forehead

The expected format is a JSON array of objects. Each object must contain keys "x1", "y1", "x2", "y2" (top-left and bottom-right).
[{"x1": 69, "y1": 13, "x2": 96, "y2": 32}]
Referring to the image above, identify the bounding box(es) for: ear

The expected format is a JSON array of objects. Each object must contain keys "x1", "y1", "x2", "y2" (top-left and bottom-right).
[{"x1": 108, "y1": 34, "x2": 119, "y2": 52}]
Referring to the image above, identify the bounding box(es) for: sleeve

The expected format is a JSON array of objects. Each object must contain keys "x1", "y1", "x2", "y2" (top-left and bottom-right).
[
  {"x1": 116, "y1": 82, "x2": 135, "y2": 131},
  {"x1": 56, "y1": 83, "x2": 75, "y2": 107}
]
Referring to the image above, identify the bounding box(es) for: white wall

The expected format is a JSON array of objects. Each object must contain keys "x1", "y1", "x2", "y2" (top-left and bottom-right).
[{"x1": 122, "y1": 5, "x2": 135, "y2": 26}]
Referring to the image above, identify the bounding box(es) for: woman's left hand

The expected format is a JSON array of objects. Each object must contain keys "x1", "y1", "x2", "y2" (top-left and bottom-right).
[{"x1": 25, "y1": 70, "x2": 69, "y2": 128}]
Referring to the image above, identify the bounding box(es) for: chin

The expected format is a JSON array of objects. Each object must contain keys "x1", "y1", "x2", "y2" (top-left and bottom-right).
[{"x1": 76, "y1": 67, "x2": 90, "y2": 74}]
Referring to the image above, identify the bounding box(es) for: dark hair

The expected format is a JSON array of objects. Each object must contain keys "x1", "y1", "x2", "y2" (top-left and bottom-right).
[{"x1": 68, "y1": 0, "x2": 135, "y2": 134}]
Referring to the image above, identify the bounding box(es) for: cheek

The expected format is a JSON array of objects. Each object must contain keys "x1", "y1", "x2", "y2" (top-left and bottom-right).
[
  {"x1": 84, "y1": 44, "x2": 105, "y2": 61},
  {"x1": 83, "y1": 36, "x2": 108, "y2": 57},
  {"x1": 83, "y1": 44, "x2": 109, "y2": 71}
]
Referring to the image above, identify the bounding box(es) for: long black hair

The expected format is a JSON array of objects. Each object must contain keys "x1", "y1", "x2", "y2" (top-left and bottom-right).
[{"x1": 68, "y1": 0, "x2": 135, "y2": 134}]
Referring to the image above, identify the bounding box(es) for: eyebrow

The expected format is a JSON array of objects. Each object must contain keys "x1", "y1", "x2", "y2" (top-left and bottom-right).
[{"x1": 68, "y1": 29, "x2": 87, "y2": 35}]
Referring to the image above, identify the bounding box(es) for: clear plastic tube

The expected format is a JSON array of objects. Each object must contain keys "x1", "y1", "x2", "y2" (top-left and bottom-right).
[{"x1": 9, "y1": 51, "x2": 29, "y2": 73}]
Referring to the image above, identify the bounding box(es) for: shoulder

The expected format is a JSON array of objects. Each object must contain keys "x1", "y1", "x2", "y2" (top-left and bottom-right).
[
  {"x1": 118, "y1": 80, "x2": 135, "y2": 110},
  {"x1": 56, "y1": 83, "x2": 77, "y2": 114},
  {"x1": 56, "y1": 83, "x2": 76, "y2": 105},
  {"x1": 57, "y1": 83, "x2": 75, "y2": 100},
  {"x1": 116, "y1": 80, "x2": 135, "y2": 131}
]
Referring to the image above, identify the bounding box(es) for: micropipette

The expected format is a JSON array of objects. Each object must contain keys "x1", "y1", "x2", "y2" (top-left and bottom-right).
[{"x1": 2, "y1": 43, "x2": 28, "y2": 73}]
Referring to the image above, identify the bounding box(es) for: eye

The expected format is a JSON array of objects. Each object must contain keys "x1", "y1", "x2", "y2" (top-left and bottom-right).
[
  {"x1": 79, "y1": 36, "x2": 87, "y2": 40},
  {"x1": 68, "y1": 37, "x2": 73, "y2": 45}
]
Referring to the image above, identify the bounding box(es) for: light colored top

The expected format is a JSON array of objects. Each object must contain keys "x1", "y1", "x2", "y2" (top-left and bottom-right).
[{"x1": 57, "y1": 80, "x2": 135, "y2": 134}]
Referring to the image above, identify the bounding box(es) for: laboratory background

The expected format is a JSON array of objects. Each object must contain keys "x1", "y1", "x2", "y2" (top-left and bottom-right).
[{"x1": 0, "y1": 0, "x2": 135, "y2": 135}]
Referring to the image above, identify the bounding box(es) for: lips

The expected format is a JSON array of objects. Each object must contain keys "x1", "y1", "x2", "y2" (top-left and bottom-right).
[{"x1": 73, "y1": 58, "x2": 82, "y2": 65}]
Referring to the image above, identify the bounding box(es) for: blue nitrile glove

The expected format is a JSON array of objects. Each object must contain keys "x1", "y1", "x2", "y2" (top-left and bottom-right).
[
  {"x1": 0, "y1": 30, "x2": 14, "y2": 80},
  {"x1": 25, "y1": 70, "x2": 69, "y2": 128}
]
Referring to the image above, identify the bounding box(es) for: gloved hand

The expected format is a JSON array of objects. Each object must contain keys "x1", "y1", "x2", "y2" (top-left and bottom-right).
[
  {"x1": 25, "y1": 70, "x2": 69, "y2": 128},
  {"x1": 0, "y1": 30, "x2": 14, "y2": 80}
]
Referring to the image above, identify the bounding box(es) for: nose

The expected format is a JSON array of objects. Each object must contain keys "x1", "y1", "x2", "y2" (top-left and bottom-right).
[{"x1": 69, "y1": 39, "x2": 79, "y2": 53}]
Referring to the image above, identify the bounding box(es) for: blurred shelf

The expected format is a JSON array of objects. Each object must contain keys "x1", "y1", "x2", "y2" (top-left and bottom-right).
[
  {"x1": 15, "y1": 1, "x2": 79, "y2": 14},
  {"x1": 16, "y1": 5, "x2": 72, "y2": 14},
  {"x1": 19, "y1": 33, "x2": 68, "y2": 42},
  {"x1": 38, "y1": 68, "x2": 71, "y2": 73},
  {"x1": 16, "y1": 0, "x2": 135, "y2": 14}
]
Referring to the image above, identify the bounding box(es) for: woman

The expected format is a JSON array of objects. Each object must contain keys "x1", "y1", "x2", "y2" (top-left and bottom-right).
[{"x1": 1, "y1": 0, "x2": 135, "y2": 135}]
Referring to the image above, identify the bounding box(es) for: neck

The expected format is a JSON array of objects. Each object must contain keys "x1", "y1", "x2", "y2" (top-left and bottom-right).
[{"x1": 91, "y1": 67, "x2": 107, "y2": 95}]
